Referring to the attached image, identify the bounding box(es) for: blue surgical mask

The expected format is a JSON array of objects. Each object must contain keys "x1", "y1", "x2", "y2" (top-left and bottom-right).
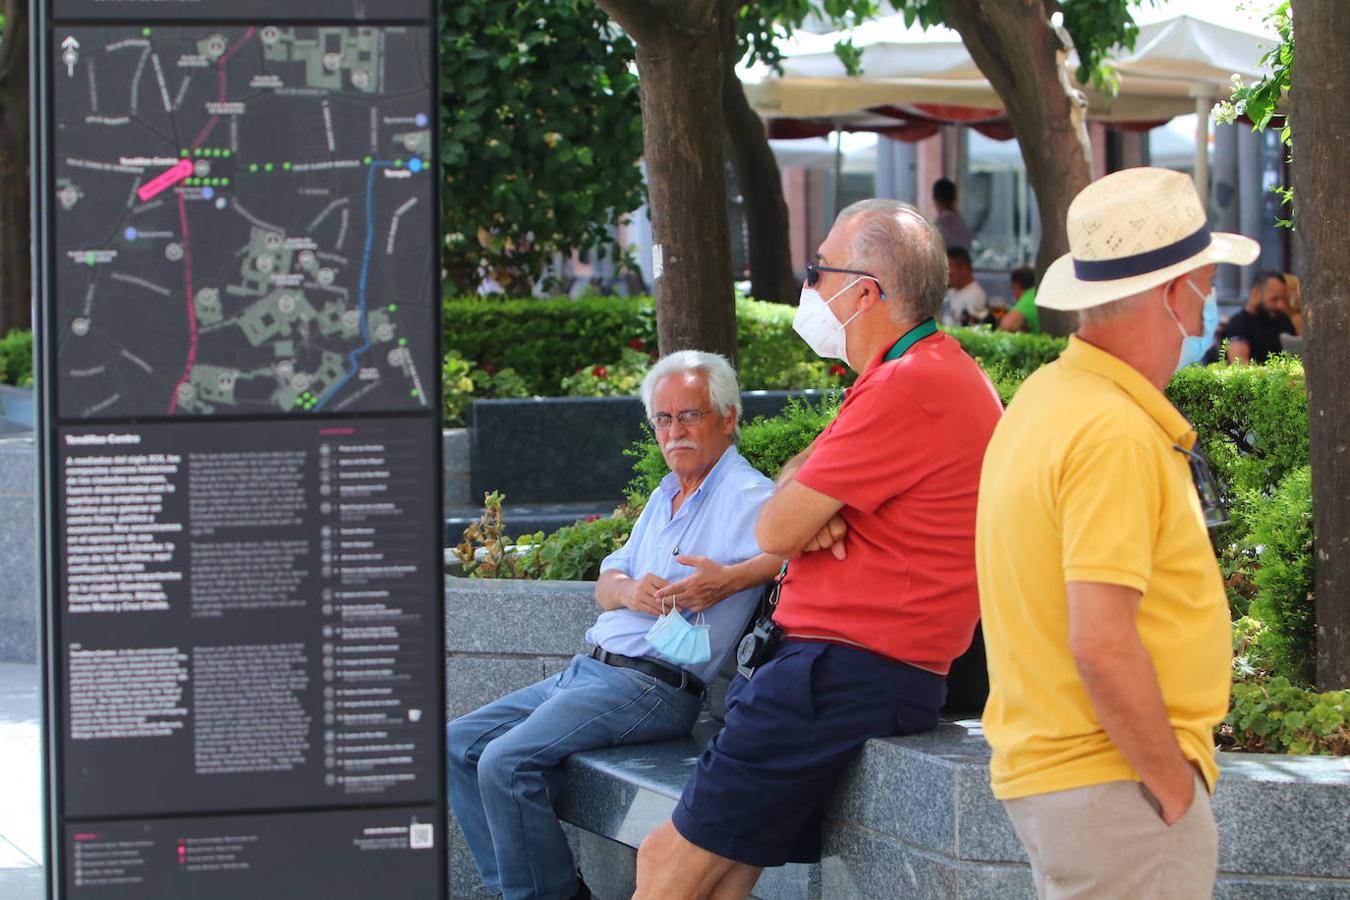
[
  {"x1": 1167, "y1": 280, "x2": 1218, "y2": 372},
  {"x1": 644, "y1": 604, "x2": 711, "y2": 666}
]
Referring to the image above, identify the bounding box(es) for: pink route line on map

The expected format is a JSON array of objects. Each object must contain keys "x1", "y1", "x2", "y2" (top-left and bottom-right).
[
  {"x1": 166, "y1": 27, "x2": 256, "y2": 415},
  {"x1": 189, "y1": 27, "x2": 256, "y2": 150},
  {"x1": 166, "y1": 193, "x2": 198, "y2": 415}
]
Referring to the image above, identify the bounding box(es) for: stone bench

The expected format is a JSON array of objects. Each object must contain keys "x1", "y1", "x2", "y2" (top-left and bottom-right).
[
  {"x1": 446, "y1": 576, "x2": 1350, "y2": 900},
  {"x1": 549, "y1": 720, "x2": 1350, "y2": 900}
]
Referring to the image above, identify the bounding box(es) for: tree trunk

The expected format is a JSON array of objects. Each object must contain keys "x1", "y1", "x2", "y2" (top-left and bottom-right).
[
  {"x1": 943, "y1": 0, "x2": 1089, "y2": 336},
  {"x1": 0, "y1": 1, "x2": 32, "y2": 334},
  {"x1": 1292, "y1": 0, "x2": 1350, "y2": 691},
  {"x1": 594, "y1": 0, "x2": 737, "y2": 361},
  {"x1": 721, "y1": 4, "x2": 796, "y2": 305}
]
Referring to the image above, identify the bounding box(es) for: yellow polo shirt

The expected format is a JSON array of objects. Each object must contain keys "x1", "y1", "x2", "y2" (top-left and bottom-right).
[{"x1": 976, "y1": 337, "x2": 1231, "y2": 800}]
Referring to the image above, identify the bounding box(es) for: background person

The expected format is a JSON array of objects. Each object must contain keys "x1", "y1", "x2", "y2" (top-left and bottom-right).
[
  {"x1": 1282, "y1": 271, "x2": 1303, "y2": 335},
  {"x1": 977, "y1": 167, "x2": 1257, "y2": 900},
  {"x1": 448, "y1": 351, "x2": 779, "y2": 900},
  {"x1": 932, "y1": 176, "x2": 973, "y2": 251},
  {"x1": 1226, "y1": 270, "x2": 1294, "y2": 363},
  {"x1": 632, "y1": 199, "x2": 1003, "y2": 900},
  {"x1": 941, "y1": 246, "x2": 988, "y2": 327},
  {"x1": 999, "y1": 267, "x2": 1040, "y2": 333}
]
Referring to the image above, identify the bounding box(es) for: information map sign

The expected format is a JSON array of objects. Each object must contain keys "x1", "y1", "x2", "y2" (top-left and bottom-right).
[{"x1": 33, "y1": 0, "x2": 445, "y2": 895}]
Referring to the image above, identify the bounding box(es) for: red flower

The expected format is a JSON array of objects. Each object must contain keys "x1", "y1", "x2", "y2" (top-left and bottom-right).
[
  {"x1": 830, "y1": 364, "x2": 848, "y2": 376},
  {"x1": 593, "y1": 366, "x2": 609, "y2": 379},
  {"x1": 628, "y1": 338, "x2": 646, "y2": 351},
  {"x1": 583, "y1": 514, "x2": 601, "y2": 523}
]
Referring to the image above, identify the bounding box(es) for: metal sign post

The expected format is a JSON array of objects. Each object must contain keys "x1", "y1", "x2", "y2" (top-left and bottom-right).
[{"x1": 32, "y1": 0, "x2": 445, "y2": 896}]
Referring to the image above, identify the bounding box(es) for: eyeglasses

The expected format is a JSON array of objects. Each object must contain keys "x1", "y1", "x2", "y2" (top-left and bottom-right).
[
  {"x1": 805, "y1": 262, "x2": 883, "y2": 292},
  {"x1": 1174, "y1": 445, "x2": 1229, "y2": 529},
  {"x1": 648, "y1": 409, "x2": 713, "y2": 430}
]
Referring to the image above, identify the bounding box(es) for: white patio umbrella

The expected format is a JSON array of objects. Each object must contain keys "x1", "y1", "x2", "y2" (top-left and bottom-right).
[{"x1": 742, "y1": 11, "x2": 1278, "y2": 189}]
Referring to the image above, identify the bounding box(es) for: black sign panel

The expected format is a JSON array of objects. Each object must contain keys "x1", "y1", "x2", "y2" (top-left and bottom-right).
[
  {"x1": 50, "y1": 25, "x2": 436, "y2": 419},
  {"x1": 63, "y1": 806, "x2": 443, "y2": 897},
  {"x1": 54, "y1": 0, "x2": 433, "y2": 22},
  {"x1": 34, "y1": 0, "x2": 444, "y2": 896}
]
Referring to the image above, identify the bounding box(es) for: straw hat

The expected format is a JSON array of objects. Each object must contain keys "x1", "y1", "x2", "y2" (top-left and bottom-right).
[{"x1": 1038, "y1": 167, "x2": 1259, "y2": 311}]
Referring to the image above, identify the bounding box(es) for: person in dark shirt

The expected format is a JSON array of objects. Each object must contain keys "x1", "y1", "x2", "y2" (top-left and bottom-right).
[{"x1": 1225, "y1": 270, "x2": 1294, "y2": 364}]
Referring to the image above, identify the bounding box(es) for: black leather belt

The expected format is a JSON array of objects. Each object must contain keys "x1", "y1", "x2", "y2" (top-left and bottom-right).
[{"x1": 590, "y1": 646, "x2": 705, "y2": 697}]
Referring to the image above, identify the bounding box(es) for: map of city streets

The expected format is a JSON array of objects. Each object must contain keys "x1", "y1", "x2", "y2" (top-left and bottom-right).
[{"x1": 52, "y1": 26, "x2": 435, "y2": 418}]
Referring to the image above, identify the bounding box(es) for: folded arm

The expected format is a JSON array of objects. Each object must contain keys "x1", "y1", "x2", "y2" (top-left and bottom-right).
[
  {"x1": 656, "y1": 552, "x2": 783, "y2": 613},
  {"x1": 595, "y1": 569, "x2": 667, "y2": 616}
]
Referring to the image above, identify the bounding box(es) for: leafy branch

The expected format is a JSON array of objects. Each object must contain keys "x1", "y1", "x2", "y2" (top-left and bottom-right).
[{"x1": 1214, "y1": 1, "x2": 1292, "y2": 226}]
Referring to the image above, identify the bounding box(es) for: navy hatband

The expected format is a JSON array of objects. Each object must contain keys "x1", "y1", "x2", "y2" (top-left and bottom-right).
[{"x1": 1073, "y1": 225, "x2": 1211, "y2": 282}]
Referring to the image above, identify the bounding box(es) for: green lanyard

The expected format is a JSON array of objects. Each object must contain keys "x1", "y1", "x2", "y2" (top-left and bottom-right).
[{"x1": 882, "y1": 318, "x2": 939, "y2": 362}]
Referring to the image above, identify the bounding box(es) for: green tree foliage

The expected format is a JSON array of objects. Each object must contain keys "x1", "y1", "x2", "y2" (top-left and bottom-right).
[
  {"x1": 1215, "y1": 2, "x2": 1293, "y2": 225},
  {"x1": 439, "y1": 1, "x2": 645, "y2": 295},
  {"x1": 741, "y1": 0, "x2": 1149, "y2": 89}
]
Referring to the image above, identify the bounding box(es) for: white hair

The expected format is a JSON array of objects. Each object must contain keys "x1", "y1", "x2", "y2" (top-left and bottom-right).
[{"x1": 640, "y1": 351, "x2": 742, "y2": 441}]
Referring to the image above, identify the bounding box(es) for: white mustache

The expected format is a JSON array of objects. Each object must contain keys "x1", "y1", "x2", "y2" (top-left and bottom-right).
[{"x1": 664, "y1": 439, "x2": 698, "y2": 452}]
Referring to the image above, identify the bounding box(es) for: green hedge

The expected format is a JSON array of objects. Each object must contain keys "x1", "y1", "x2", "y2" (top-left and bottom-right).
[
  {"x1": 443, "y1": 295, "x2": 848, "y2": 396},
  {"x1": 0, "y1": 330, "x2": 32, "y2": 387},
  {"x1": 1167, "y1": 356, "x2": 1309, "y2": 515},
  {"x1": 442, "y1": 296, "x2": 657, "y2": 395}
]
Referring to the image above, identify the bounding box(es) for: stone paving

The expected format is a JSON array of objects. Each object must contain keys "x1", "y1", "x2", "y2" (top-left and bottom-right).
[{"x1": 0, "y1": 662, "x2": 42, "y2": 899}]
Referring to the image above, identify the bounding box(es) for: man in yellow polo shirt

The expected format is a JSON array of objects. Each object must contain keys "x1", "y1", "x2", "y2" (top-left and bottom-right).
[{"x1": 977, "y1": 167, "x2": 1258, "y2": 899}]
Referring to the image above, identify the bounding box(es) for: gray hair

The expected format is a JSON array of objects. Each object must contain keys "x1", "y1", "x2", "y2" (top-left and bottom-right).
[
  {"x1": 835, "y1": 199, "x2": 948, "y2": 323},
  {"x1": 1078, "y1": 289, "x2": 1154, "y2": 325},
  {"x1": 640, "y1": 350, "x2": 742, "y2": 441}
]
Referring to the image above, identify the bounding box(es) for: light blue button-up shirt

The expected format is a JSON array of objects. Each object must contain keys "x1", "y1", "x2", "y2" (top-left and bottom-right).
[{"x1": 587, "y1": 445, "x2": 774, "y2": 686}]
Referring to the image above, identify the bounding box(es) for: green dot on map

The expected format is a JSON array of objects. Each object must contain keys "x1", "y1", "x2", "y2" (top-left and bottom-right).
[
  {"x1": 193, "y1": 148, "x2": 202, "y2": 157},
  {"x1": 283, "y1": 162, "x2": 292, "y2": 170},
  {"x1": 394, "y1": 159, "x2": 404, "y2": 168},
  {"x1": 387, "y1": 304, "x2": 397, "y2": 312},
  {"x1": 264, "y1": 163, "x2": 274, "y2": 172},
  {"x1": 223, "y1": 150, "x2": 232, "y2": 158},
  {"x1": 249, "y1": 164, "x2": 258, "y2": 173},
  {"x1": 221, "y1": 178, "x2": 231, "y2": 186},
  {"x1": 410, "y1": 389, "x2": 420, "y2": 398},
  {"x1": 181, "y1": 148, "x2": 189, "y2": 157},
  {"x1": 363, "y1": 156, "x2": 373, "y2": 165},
  {"x1": 143, "y1": 28, "x2": 152, "y2": 37},
  {"x1": 398, "y1": 338, "x2": 408, "y2": 347},
  {"x1": 294, "y1": 397, "x2": 304, "y2": 407}
]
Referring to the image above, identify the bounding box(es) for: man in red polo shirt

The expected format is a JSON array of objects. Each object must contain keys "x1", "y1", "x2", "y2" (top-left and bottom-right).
[{"x1": 634, "y1": 199, "x2": 1003, "y2": 898}]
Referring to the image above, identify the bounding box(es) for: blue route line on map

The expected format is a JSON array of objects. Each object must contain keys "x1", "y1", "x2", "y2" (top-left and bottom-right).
[{"x1": 315, "y1": 161, "x2": 390, "y2": 412}]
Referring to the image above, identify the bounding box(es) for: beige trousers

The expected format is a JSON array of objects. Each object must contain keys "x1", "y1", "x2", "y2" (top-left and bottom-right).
[{"x1": 1003, "y1": 774, "x2": 1218, "y2": 900}]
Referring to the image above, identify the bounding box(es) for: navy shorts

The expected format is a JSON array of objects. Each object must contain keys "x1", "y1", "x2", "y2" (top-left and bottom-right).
[{"x1": 672, "y1": 638, "x2": 946, "y2": 867}]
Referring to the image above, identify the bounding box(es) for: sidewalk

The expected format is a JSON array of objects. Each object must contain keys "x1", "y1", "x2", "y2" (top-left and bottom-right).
[{"x1": 0, "y1": 662, "x2": 42, "y2": 898}]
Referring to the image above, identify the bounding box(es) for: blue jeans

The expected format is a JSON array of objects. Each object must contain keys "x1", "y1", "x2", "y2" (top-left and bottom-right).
[{"x1": 448, "y1": 653, "x2": 703, "y2": 900}]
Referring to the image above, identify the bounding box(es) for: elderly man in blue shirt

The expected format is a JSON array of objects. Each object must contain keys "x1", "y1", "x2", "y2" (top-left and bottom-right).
[{"x1": 448, "y1": 350, "x2": 780, "y2": 900}]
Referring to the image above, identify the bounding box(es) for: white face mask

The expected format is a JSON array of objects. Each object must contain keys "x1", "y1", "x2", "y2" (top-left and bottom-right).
[{"x1": 793, "y1": 278, "x2": 866, "y2": 367}]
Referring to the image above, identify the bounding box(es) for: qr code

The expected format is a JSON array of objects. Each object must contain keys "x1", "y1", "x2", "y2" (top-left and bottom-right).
[{"x1": 409, "y1": 823, "x2": 434, "y2": 850}]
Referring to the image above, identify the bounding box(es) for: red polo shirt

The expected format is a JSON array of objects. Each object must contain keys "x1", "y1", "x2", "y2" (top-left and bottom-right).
[{"x1": 775, "y1": 332, "x2": 1002, "y2": 674}]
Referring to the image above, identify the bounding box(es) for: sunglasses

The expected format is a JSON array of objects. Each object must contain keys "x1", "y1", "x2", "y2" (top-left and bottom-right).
[
  {"x1": 805, "y1": 262, "x2": 884, "y2": 293},
  {"x1": 1173, "y1": 445, "x2": 1230, "y2": 529}
]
